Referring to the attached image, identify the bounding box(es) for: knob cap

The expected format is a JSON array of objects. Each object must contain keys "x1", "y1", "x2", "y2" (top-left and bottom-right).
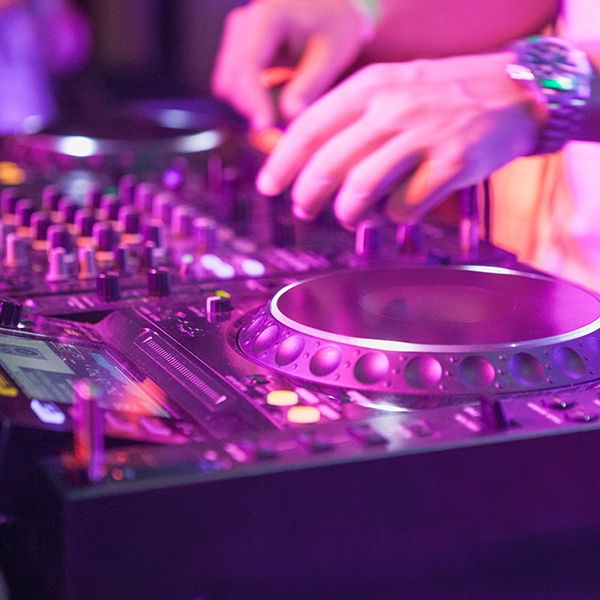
[
  {"x1": 355, "y1": 219, "x2": 381, "y2": 258},
  {"x1": 96, "y1": 271, "x2": 121, "y2": 302},
  {"x1": 147, "y1": 267, "x2": 171, "y2": 298},
  {"x1": 0, "y1": 299, "x2": 22, "y2": 328}
]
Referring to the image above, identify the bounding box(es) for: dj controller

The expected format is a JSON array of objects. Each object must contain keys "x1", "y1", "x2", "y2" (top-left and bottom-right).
[{"x1": 3, "y1": 104, "x2": 600, "y2": 600}]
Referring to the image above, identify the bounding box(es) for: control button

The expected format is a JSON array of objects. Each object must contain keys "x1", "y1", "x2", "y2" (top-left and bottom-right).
[
  {"x1": 105, "y1": 411, "x2": 136, "y2": 433},
  {"x1": 30, "y1": 399, "x2": 65, "y2": 425},
  {"x1": 254, "y1": 442, "x2": 278, "y2": 461},
  {"x1": 348, "y1": 423, "x2": 388, "y2": 446},
  {"x1": 542, "y1": 396, "x2": 577, "y2": 410},
  {"x1": 139, "y1": 416, "x2": 172, "y2": 437},
  {"x1": 297, "y1": 431, "x2": 335, "y2": 453},
  {"x1": 287, "y1": 405, "x2": 321, "y2": 424},
  {"x1": 406, "y1": 420, "x2": 433, "y2": 437},
  {"x1": 267, "y1": 390, "x2": 299, "y2": 407},
  {"x1": 565, "y1": 407, "x2": 599, "y2": 424}
]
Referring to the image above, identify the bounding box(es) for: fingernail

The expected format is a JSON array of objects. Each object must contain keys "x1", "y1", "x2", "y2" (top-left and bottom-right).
[
  {"x1": 256, "y1": 170, "x2": 280, "y2": 196},
  {"x1": 292, "y1": 203, "x2": 314, "y2": 220}
]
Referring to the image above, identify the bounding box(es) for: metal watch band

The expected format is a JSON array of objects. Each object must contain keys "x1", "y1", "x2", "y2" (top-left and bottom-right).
[{"x1": 507, "y1": 36, "x2": 593, "y2": 155}]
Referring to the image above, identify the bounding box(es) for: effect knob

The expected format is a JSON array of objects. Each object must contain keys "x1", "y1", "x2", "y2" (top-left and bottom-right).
[
  {"x1": 206, "y1": 293, "x2": 232, "y2": 323},
  {"x1": 100, "y1": 193, "x2": 121, "y2": 222},
  {"x1": 355, "y1": 219, "x2": 381, "y2": 258},
  {"x1": 58, "y1": 196, "x2": 78, "y2": 226},
  {"x1": 46, "y1": 247, "x2": 69, "y2": 282},
  {"x1": 96, "y1": 271, "x2": 121, "y2": 302},
  {"x1": 0, "y1": 299, "x2": 22, "y2": 328},
  {"x1": 42, "y1": 184, "x2": 61, "y2": 213},
  {"x1": 147, "y1": 267, "x2": 171, "y2": 298},
  {"x1": 4, "y1": 232, "x2": 30, "y2": 267}
]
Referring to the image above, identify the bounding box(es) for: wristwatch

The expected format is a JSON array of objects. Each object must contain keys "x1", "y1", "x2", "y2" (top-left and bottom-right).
[{"x1": 506, "y1": 36, "x2": 593, "y2": 155}]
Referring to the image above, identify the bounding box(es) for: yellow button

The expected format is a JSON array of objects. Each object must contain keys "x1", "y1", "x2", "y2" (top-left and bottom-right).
[
  {"x1": 267, "y1": 390, "x2": 299, "y2": 407},
  {"x1": 287, "y1": 405, "x2": 321, "y2": 424}
]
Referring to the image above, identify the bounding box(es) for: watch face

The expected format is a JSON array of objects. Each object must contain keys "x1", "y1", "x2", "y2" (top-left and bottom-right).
[{"x1": 518, "y1": 37, "x2": 592, "y2": 99}]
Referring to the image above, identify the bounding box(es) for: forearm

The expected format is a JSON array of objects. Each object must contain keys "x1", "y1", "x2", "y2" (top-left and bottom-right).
[
  {"x1": 360, "y1": 0, "x2": 559, "y2": 62},
  {"x1": 577, "y1": 45, "x2": 600, "y2": 142}
]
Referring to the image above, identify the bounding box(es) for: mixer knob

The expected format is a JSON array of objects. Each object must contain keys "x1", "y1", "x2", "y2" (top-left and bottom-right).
[
  {"x1": 0, "y1": 222, "x2": 15, "y2": 260},
  {"x1": 171, "y1": 205, "x2": 198, "y2": 239},
  {"x1": 15, "y1": 198, "x2": 34, "y2": 230},
  {"x1": 92, "y1": 221, "x2": 120, "y2": 253},
  {"x1": 0, "y1": 299, "x2": 22, "y2": 328},
  {"x1": 355, "y1": 219, "x2": 381, "y2": 258},
  {"x1": 397, "y1": 222, "x2": 423, "y2": 255},
  {"x1": 31, "y1": 211, "x2": 53, "y2": 249},
  {"x1": 74, "y1": 208, "x2": 96, "y2": 239},
  {"x1": 144, "y1": 221, "x2": 165, "y2": 254},
  {"x1": 96, "y1": 271, "x2": 121, "y2": 302},
  {"x1": 46, "y1": 247, "x2": 70, "y2": 282},
  {"x1": 147, "y1": 267, "x2": 171, "y2": 298},
  {"x1": 47, "y1": 224, "x2": 74, "y2": 255},
  {"x1": 4, "y1": 232, "x2": 30, "y2": 267},
  {"x1": 115, "y1": 243, "x2": 134, "y2": 276},
  {"x1": 152, "y1": 191, "x2": 175, "y2": 225},
  {"x1": 42, "y1": 184, "x2": 61, "y2": 213},
  {"x1": 206, "y1": 293, "x2": 232, "y2": 323},
  {"x1": 100, "y1": 193, "x2": 121, "y2": 222},
  {"x1": 83, "y1": 182, "x2": 103, "y2": 211},
  {"x1": 1, "y1": 187, "x2": 19, "y2": 225},
  {"x1": 480, "y1": 397, "x2": 510, "y2": 431},
  {"x1": 193, "y1": 217, "x2": 218, "y2": 253},
  {"x1": 118, "y1": 174, "x2": 136, "y2": 206},
  {"x1": 78, "y1": 246, "x2": 98, "y2": 279},
  {"x1": 134, "y1": 181, "x2": 155, "y2": 214},
  {"x1": 117, "y1": 205, "x2": 142, "y2": 246},
  {"x1": 58, "y1": 196, "x2": 78, "y2": 226},
  {"x1": 141, "y1": 240, "x2": 158, "y2": 271}
]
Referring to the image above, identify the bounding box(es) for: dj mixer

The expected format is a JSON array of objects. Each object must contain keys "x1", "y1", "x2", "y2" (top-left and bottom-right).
[{"x1": 2, "y1": 104, "x2": 600, "y2": 600}]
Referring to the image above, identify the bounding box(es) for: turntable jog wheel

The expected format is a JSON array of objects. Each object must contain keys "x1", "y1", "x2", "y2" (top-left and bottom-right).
[{"x1": 237, "y1": 266, "x2": 600, "y2": 395}]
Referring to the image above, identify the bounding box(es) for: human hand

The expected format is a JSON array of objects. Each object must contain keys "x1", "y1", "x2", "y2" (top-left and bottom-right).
[
  {"x1": 211, "y1": 0, "x2": 374, "y2": 131},
  {"x1": 256, "y1": 52, "x2": 543, "y2": 227}
]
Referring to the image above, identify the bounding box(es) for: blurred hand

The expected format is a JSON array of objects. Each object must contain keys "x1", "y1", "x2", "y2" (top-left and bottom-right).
[
  {"x1": 256, "y1": 52, "x2": 543, "y2": 227},
  {"x1": 211, "y1": 0, "x2": 373, "y2": 131}
]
